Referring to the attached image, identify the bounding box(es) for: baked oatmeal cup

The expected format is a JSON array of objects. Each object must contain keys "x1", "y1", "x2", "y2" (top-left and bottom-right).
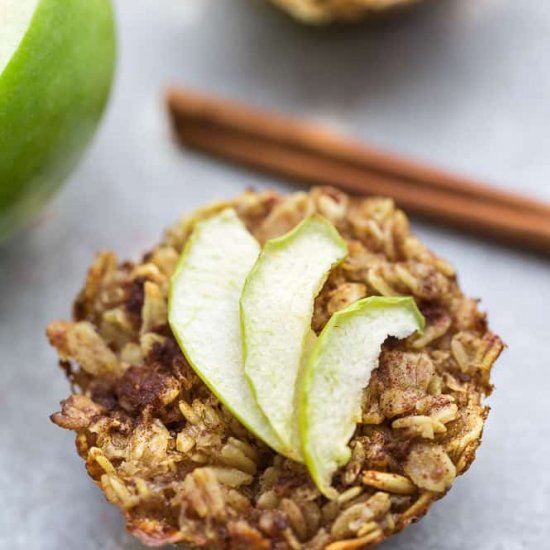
[{"x1": 49, "y1": 187, "x2": 503, "y2": 549}]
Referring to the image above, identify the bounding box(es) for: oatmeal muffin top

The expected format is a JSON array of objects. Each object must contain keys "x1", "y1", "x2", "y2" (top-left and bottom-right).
[{"x1": 49, "y1": 187, "x2": 503, "y2": 549}]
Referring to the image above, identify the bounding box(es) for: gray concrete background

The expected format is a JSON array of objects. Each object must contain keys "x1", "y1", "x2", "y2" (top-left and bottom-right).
[{"x1": 1, "y1": 0, "x2": 549, "y2": 548}]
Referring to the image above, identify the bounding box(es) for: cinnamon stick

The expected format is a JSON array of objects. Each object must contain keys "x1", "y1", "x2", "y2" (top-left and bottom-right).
[{"x1": 166, "y1": 87, "x2": 550, "y2": 255}]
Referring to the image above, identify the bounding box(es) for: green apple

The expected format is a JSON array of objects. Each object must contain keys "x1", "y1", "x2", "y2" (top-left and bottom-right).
[
  {"x1": 241, "y1": 216, "x2": 348, "y2": 459},
  {"x1": 0, "y1": 0, "x2": 116, "y2": 240},
  {"x1": 299, "y1": 296, "x2": 425, "y2": 498},
  {"x1": 168, "y1": 209, "x2": 291, "y2": 458}
]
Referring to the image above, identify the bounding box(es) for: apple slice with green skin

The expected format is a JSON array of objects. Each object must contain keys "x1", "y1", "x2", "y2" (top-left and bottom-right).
[
  {"x1": 241, "y1": 216, "x2": 348, "y2": 458},
  {"x1": 168, "y1": 209, "x2": 291, "y2": 458},
  {"x1": 0, "y1": 0, "x2": 116, "y2": 240},
  {"x1": 299, "y1": 296, "x2": 425, "y2": 498}
]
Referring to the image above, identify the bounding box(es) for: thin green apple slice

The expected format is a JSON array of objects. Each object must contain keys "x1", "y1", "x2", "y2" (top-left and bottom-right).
[
  {"x1": 241, "y1": 216, "x2": 348, "y2": 457},
  {"x1": 168, "y1": 209, "x2": 289, "y2": 457},
  {"x1": 300, "y1": 296, "x2": 425, "y2": 498}
]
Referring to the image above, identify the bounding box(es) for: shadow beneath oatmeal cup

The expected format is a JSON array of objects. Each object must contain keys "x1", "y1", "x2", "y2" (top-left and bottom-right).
[{"x1": 211, "y1": 0, "x2": 468, "y2": 110}]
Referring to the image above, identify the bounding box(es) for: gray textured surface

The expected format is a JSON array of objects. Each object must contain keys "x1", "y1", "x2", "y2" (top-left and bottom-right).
[{"x1": 1, "y1": 0, "x2": 549, "y2": 548}]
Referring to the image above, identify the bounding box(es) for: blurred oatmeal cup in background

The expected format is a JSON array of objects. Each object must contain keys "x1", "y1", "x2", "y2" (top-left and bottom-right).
[{"x1": 269, "y1": 0, "x2": 421, "y2": 24}]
